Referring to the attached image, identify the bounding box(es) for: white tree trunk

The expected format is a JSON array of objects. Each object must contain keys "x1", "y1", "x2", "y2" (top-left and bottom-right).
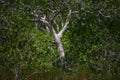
[
  {"x1": 55, "y1": 35, "x2": 65, "y2": 58},
  {"x1": 54, "y1": 34, "x2": 66, "y2": 70},
  {"x1": 38, "y1": 10, "x2": 71, "y2": 70}
]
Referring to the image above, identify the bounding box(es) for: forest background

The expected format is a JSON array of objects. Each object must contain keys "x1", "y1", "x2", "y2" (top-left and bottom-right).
[{"x1": 0, "y1": 0, "x2": 120, "y2": 80}]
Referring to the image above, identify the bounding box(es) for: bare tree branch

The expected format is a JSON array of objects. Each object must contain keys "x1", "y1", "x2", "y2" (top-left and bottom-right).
[
  {"x1": 54, "y1": 19, "x2": 59, "y2": 32},
  {"x1": 40, "y1": 15, "x2": 56, "y2": 36},
  {"x1": 50, "y1": 10, "x2": 61, "y2": 23},
  {"x1": 50, "y1": 0, "x2": 71, "y2": 23},
  {"x1": 40, "y1": 15, "x2": 65, "y2": 58},
  {"x1": 58, "y1": 10, "x2": 71, "y2": 38},
  {"x1": 31, "y1": 4, "x2": 72, "y2": 71},
  {"x1": 98, "y1": 11, "x2": 111, "y2": 18}
]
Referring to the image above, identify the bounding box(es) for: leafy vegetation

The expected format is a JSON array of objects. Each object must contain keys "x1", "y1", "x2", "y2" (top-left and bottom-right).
[{"x1": 0, "y1": 0, "x2": 120, "y2": 80}]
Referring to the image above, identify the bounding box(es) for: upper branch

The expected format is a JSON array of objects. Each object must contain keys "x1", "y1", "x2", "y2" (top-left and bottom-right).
[
  {"x1": 58, "y1": 10, "x2": 71, "y2": 38},
  {"x1": 40, "y1": 15, "x2": 56, "y2": 36},
  {"x1": 49, "y1": 0, "x2": 71, "y2": 23}
]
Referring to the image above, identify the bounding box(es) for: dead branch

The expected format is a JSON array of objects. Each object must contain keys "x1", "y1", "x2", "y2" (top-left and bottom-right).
[{"x1": 58, "y1": 10, "x2": 71, "y2": 38}]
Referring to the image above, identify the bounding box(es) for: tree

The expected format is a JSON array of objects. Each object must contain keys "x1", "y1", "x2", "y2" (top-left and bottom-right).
[
  {"x1": 31, "y1": 0, "x2": 72, "y2": 70},
  {"x1": 0, "y1": 0, "x2": 120, "y2": 79}
]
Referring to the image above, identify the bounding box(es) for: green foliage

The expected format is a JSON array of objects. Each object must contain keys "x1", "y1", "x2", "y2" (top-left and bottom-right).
[{"x1": 0, "y1": 0, "x2": 120, "y2": 80}]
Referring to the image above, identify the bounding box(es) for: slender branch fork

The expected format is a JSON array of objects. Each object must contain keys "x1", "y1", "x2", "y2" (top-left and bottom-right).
[
  {"x1": 58, "y1": 10, "x2": 71, "y2": 38},
  {"x1": 30, "y1": 4, "x2": 72, "y2": 70},
  {"x1": 39, "y1": 10, "x2": 72, "y2": 70},
  {"x1": 40, "y1": 10, "x2": 71, "y2": 56},
  {"x1": 40, "y1": 10, "x2": 72, "y2": 36}
]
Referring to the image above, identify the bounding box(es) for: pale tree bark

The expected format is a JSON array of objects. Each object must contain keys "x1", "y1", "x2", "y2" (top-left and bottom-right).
[
  {"x1": 80, "y1": 0, "x2": 86, "y2": 10},
  {"x1": 38, "y1": 10, "x2": 71, "y2": 70},
  {"x1": 31, "y1": 0, "x2": 72, "y2": 70}
]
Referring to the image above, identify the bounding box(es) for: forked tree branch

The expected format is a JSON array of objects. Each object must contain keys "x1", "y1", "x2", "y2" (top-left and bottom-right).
[
  {"x1": 32, "y1": 9, "x2": 72, "y2": 71},
  {"x1": 40, "y1": 15, "x2": 56, "y2": 36},
  {"x1": 58, "y1": 10, "x2": 71, "y2": 38}
]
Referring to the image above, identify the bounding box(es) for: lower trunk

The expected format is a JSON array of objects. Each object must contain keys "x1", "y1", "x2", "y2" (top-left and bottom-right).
[
  {"x1": 56, "y1": 39, "x2": 64, "y2": 58},
  {"x1": 55, "y1": 36, "x2": 66, "y2": 71},
  {"x1": 61, "y1": 57, "x2": 66, "y2": 71}
]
